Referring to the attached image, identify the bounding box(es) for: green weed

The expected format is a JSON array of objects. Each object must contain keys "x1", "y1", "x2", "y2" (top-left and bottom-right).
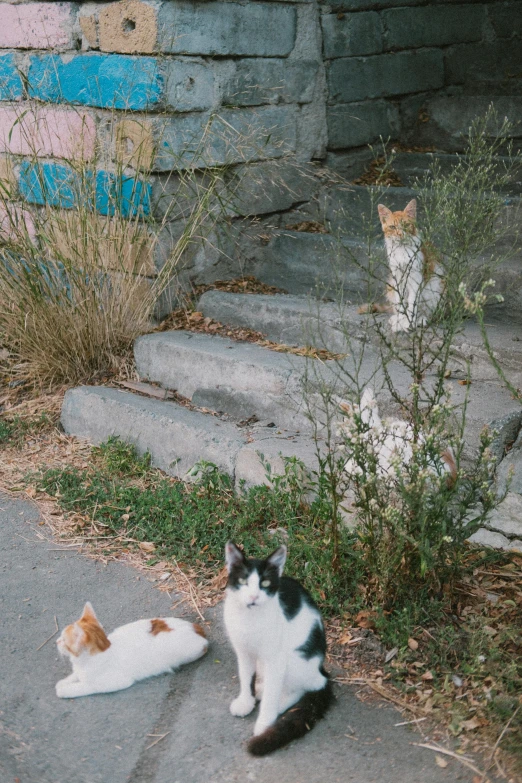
[
  {"x1": 37, "y1": 438, "x2": 360, "y2": 614},
  {"x1": 0, "y1": 413, "x2": 51, "y2": 446}
]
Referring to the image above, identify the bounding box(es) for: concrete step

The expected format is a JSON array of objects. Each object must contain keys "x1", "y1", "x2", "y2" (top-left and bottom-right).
[
  {"x1": 197, "y1": 290, "x2": 522, "y2": 386},
  {"x1": 60, "y1": 385, "x2": 321, "y2": 489},
  {"x1": 246, "y1": 181, "x2": 521, "y2": 319},
  {"x1": 406, "y1": 94, "x2": 522, "y2": 153},
  {"x1": 197, "y1": 290, "x2": 365, "y2": 353},
  {"x1": 247, "y1": 229, "x2": 384, "y2": 301},
  {"x1": 391, "y1": 152, "x2": 522, "y2": 195},
  {"x1": 134, "y1": 330, "x2": 341, "y2": 431}
]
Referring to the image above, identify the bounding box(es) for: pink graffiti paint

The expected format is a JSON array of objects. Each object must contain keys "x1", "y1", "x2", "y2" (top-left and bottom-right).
[
  {"x1": 0, "y1": 202, "x2": 36, "y2": 242},
  {"x1": 0, "y1": 3, "x2": 74, "y2": 50},
  {"x1": 0, "y1": 107, "x2": 96, "y2": 160}
]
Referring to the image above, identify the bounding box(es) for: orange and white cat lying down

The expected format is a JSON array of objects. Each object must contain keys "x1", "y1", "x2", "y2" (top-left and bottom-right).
[
  {"x1": 361, "y1": 198, "x2": 443, "y2": 332},
  {"x1": 55, "y1": 602, "x2": 208, "y2": 698}
]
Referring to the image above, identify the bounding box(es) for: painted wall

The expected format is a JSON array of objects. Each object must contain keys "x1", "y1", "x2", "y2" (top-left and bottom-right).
[{"x1": 0, "y1": 0, "x2": 519, "y2": 292}]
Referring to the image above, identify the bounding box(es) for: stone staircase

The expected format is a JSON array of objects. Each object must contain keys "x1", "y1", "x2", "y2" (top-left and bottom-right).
[
  {"x1": 61, "y1": 94, "x2": 522, "y2": 551},
  {"x1": 242, "y1": 150, "x2": 522, "y2": 321}
]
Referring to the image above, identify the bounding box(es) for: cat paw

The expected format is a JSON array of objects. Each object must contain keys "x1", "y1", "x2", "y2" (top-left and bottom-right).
[
  {"x1": 230, "y1": 695, "x2": 255, "y2": 717},
  {"x1": 55, "y1": 680, "x2": 75, "y2": 698}
]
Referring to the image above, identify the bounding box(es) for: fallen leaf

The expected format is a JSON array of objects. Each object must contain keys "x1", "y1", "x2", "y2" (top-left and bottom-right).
[
  {"x1": 139, "y1": 542, "x2": 156, "y2": 553},
  {"x1": 435, "y1": 755, "x2": 448, "y2": 768},
  {"x1": 355, "y1": 610, "x2": 376, "y2": 629},
  {"x1": 385, "y1": 646, "x2": 398, "y2": 663},
  {"x1": 458, "y1": 379, "x2": 471, "y2": 386},
  {"x1": 461, "y1": 717, "x2": 481, "y2": 732},
  {"x1": 339, "y1": 632, "x2": 353, "y2": 645},
  {"x1": 408, "y1": 637, "x2": 419, "y2": 651},
  {"x1": 421, "y1": 670, "x2": 434, "y2": 681}
]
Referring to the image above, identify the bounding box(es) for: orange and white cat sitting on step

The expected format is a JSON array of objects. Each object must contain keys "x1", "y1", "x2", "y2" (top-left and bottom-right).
[
  {"x1": 362, "y1": 198, "x2": 443, "y2": 332},
  {"x1": 55, "y1": 602, "x2": 208, "y2": 698}
]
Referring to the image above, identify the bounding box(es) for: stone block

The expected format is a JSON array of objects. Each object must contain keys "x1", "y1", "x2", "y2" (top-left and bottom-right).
[
  {"x1": 0, "y1": 106, "x2": 96, "y2": 160},
  {"x1": 485, "y1": 493, "x2": 522, "y2": 539},
  {"x1": 27, "y1": 53, "x2": 214, "y2": 112},
  {"x1": 222, "y1": 59, "x2": 318, "y2": 107},
  {"x1": 80, "y1": 12, "x2": 98, "y2": 48},
  {"x1": 115, "y1": 118, "x2": 155, "y2": 170},
  {"x1": 0, "y1": 52, "x2": 23, "y2": 101},
  {"x1": 225, "y1": 159, "x2": 312, "y2": 217},
  {"x1": 327, "y1": 100, "x2": 399, "y2": 149},
  {"x1": 444, "y1": 41, "x2": 521, "y2": 86},
  {"x1": 409, "y1": 95, "x2": 522, "y2": 152},
  {"x1": 154, "y1": 106, "x2": 297, "y2": 171},
  {"x1": 496, "y1": 426, "x2": 522, "y2": 495},
  {"x1": 488, "y1": 1, "x2": 522, "y2": 40},
  {"x1": 321, "y1": 182, "x2": 417, "y2": 252},
  {"x1": 99, "y1": 0, "x2": 157, "y2": 54},
  {"x1": 468, "y1": 527, "x2": 513, "y2": 551},
  {"x1": 327, "y1": 50, "x2": 444, "y2": 103},
  {"x1": 61, "y1": 386, "x2": 246, "y2": 479},
  {"x1": 382, "y1": 5, "x2": 484, "y2": 50},
  {"x1": 321, "y1": 12, "x2": 382, "y2": 59},
  {"x1": 157, "y1": 1, "x2": 296, "y2": 57},
  {"x1": 18, "y1": 161, "x2": 151, "y2": 218},
  {"x1": 487, "y1": 410, "x2": 522, "y2": 462},
  {"x1": 252, "y1": 230, "x2": 376, "y2": 299},
  {"x1": 0, "y1": 2, "x2": 76, "y2": 50}
]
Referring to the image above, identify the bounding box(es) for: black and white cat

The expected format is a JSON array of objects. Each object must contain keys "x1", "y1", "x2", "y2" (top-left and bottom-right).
[{"x1": 224, "y1": 542, "x2": 334, "y2": 756}]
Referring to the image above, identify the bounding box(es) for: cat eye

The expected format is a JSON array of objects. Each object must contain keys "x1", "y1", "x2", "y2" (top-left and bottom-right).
[
  {"x1": 261, "y1": 579, "x2": 271, "y2": 588},
  {"x1": 238, "y1": 577, "x2": 247, "y2": 585}
]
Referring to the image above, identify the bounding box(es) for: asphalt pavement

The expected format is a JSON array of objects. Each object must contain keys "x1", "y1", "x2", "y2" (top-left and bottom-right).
[{"x1": 0, "y1": 492, "x2": 480, "y2": 783}]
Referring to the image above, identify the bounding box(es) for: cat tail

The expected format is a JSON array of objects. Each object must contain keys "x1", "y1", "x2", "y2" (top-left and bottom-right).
[
  {"x1": 358, "y1": 302, "x2": 393, "y2": 314},
  {"x1": 247, "y1": 676, "x2": 334, "y2": 757}
]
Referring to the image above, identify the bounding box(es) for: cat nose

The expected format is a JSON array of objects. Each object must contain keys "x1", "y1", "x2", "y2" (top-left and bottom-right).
[{"x1": 249, "y1": 594, "x2": 259, "y2": 602}]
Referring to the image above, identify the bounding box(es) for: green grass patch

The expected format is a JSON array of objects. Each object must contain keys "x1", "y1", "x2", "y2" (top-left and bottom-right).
[
  {"x1": 0, "y1": 413, "x2": 52, "y2": 447},
  {"x1": 37, "y1": 437, "x2": 360, "y2": 615}
]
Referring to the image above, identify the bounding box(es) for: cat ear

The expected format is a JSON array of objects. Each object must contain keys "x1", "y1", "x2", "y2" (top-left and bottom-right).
[
  {"x1": 377, "y1": 204, "x2": 392, "y2": 224},
  {"x1": 403, "y1": 199, "x2": 417, "y2": 220},
  {"x1": 80, "y1": 602, "x2": 98, "y2": 622},
  {"x1": 266, "y1": 545, "x2": 287, "y2": 576},
  {"x1": 225, "y1": 542, "x2": 245, "y2": 572}
]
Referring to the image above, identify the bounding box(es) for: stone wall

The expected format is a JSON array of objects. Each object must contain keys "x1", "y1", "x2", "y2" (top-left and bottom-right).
[
  {"x1": 0, "y1": 0, "x2": 519, "y2": 295},
  {"x1": 323, "y1": 0, "x2": 522, "y2": 160}
]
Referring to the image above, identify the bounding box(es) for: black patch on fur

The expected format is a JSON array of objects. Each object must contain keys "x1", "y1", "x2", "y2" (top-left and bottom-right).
[
  {"x1": 250, "y1": 672, "x2": 256, "y2": 698},
  {"x1": 247, "y1": 677, "x2": 335, "y2": 757},
  {"x1": 278, "y1": 576, "x2": 318, "y2": 621},
  {"x1": 297, "y1": 621, "x2": 326, "y2": 660}
]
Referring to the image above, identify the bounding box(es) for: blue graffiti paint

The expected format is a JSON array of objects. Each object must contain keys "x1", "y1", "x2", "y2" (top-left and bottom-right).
[
  {"x1": 19, "y1": 161, "x2": 83, "y2": 209},
  {"x1": 19, "y1": 161, "x2": 151, "y2": 217},
  {"x1": 27, "y1": 53, "x2": 163, "y2": 111},
  {"x1": 95, "y1": 171, "x2": 151, "y2": 217},
  {"x1": 0, "y1": 53, "x2": 23, "y2": 100}
]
